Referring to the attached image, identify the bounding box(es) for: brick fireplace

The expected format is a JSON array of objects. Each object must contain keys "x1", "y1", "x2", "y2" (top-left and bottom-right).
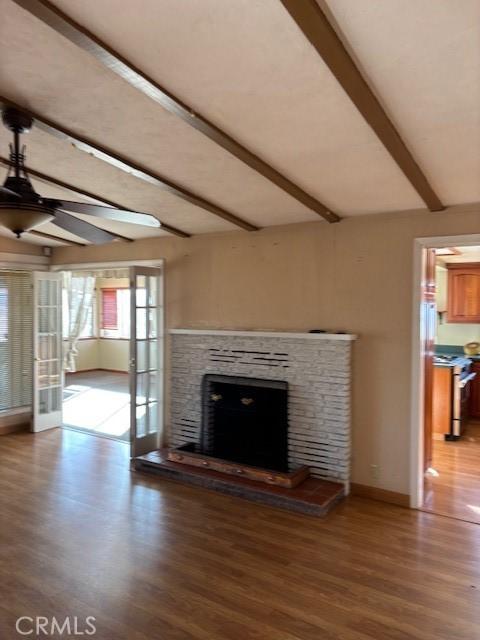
[{"x1": 169, "y1": 329, "x2": 356, "y2": 491}]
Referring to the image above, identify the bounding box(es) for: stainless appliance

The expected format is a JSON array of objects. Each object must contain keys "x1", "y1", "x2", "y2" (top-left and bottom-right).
[{"x1": 433, "y1": 355, "x2": 476, "y2": 439}]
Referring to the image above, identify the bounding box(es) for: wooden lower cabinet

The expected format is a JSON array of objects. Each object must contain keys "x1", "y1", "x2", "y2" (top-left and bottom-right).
[
  {"x1": 432, "y1": 366, "x2": 451, "y2": 438},
  {"x1": 468, "y1": 361, "x2": 480, "y2": 418}
]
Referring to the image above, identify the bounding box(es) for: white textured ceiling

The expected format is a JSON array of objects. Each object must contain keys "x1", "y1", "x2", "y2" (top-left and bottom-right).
[
  {"x1": 324, "y1": 0, "x2": 480, "y2": 206},
  {"x1": 438, "y1": 246, "x2": 480, "y2": 265},
  {"x1": 0, "y1": 0, "x2": 478, "y2": 246}
]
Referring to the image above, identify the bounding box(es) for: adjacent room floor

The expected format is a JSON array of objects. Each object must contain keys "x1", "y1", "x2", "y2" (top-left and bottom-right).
[
  {"x1": 0, "y1": 428, "x2": 479, "y2": 640},
  {"x1": 63, "y1": 370, "x2": 130, "y2": 442},
  {"x1": 423, "y1": 420, "x2": 480, "y2": 524}
]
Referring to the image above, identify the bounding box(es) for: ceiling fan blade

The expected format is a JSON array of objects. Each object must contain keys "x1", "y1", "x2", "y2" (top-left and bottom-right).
[
  {"x1": 0, "y1": 185, "x2": 20, "y2": 197},
  {"x1": 51, "y1": 210, "x2": 132, "y2": 244},
  {"x1": 48, "y1": 200, "x2": 160, "y2": 227}
]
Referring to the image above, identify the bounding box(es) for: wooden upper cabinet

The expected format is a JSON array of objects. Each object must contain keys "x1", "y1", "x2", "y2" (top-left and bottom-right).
[{"x1": 447, "y1": 263, "x2": 480, "y2": 323}]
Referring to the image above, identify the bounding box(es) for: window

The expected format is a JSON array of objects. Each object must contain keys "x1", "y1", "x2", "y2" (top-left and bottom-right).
[
  {"x1": 0, "y1": 271, "x2": 33, "y2": 411},
  {"x1": 101, "y1": 289, "x2": 118, "y2": 330},
  {"x1": 62, "y1": 283, "x2": 96, "y2": 339},
  {"x1": 100, "y1": 288, "x2": 131, "y2": 339},
  {"x1": 0, "y1": 285, "x2": 7, "y2": 343}
]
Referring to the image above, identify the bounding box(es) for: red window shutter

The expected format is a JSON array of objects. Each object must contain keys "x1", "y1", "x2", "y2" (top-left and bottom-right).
[{"x1": 101, "y1": 289, "x2": 118, "y2": 329}]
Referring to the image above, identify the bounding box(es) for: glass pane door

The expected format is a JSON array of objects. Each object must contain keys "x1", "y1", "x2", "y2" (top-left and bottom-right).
[
  {"x1": 130, "y1": 266, "x2": 164, "y2": 457},
  {"x1": 32, "y1": 272, "x2": 63, "y2": 432}
]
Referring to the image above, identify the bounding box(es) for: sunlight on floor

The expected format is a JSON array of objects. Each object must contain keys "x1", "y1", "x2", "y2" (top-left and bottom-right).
[
  {"x1": 467, "y1": 504, "x2": 480, "y2": 515},
  {"x1": 63, "y1": 384, "x2": 130, "y2": 441}
]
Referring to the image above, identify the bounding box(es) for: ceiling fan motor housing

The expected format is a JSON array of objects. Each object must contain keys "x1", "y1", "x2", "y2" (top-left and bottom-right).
[
  {"x1": 0, "y1": 203, "x2": 54, "y2": 238},
  {"x1": 0, "y1": 169, "x2": 55, "y2": 238},
  {"x1": 0, "y1": 107, "x2": 55, "y2": 237},
  {"x1": 1, "y1": 107, "x2": 33, "y2": 134}
]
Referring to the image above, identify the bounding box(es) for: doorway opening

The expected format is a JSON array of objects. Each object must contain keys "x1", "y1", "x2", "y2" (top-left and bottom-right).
[
  {"x1": 31, "y1": 261, "x2": 164, "y2": 462},
  {"x1": 412, "y1": 237, "x2": 480, "y2": 523},
  {"x1": 62, "y1": 268, "x2": 131, "y2": 442}
]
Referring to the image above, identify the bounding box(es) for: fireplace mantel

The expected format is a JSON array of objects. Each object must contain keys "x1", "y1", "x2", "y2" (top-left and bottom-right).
[{"x1": 170, "y1": 328, "x2": 357, "y2": 341}]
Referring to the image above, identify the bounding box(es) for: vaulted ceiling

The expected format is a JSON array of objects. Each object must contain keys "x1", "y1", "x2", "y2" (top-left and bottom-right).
[{"x1": 0, "y1": 0, "x2": 479, "y2": 245}]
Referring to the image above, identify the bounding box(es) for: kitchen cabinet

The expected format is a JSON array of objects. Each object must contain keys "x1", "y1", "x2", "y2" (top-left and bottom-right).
[
  {"x1": 447, "y1": 263, "x2": 480, "y2": 323},
  {"x1": 469, "y1": 361, "x2": 480, "y2": 418},
  {"x1": 436, "y1": 267, "x2": 448, "y2": 313},
  {"x1": 432, "y1": 366, "x2": 451, "y2": 437}
]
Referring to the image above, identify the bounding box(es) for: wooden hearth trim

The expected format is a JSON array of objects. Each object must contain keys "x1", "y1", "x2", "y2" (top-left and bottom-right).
[{"x1": 168, "y1": 446, "x2": 310, "y2": 488}]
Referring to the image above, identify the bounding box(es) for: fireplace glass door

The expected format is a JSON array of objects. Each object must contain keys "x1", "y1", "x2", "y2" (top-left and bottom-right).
[{"x1": 202, "y1": 375, "x2": 289, "y2": 471}]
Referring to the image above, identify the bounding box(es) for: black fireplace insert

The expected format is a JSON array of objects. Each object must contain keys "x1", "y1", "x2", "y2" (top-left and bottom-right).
[{"x1": 200, "y1": 374, "x2": 288, "y2": 472}]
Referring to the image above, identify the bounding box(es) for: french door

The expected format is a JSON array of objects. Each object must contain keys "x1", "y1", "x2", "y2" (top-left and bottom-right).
[
  {"x1": 32, "y1": 271, "x2": 63, "y2": 432},
  {"x1": 130, "y1": 266, "x2": 164, "y2": 457}
]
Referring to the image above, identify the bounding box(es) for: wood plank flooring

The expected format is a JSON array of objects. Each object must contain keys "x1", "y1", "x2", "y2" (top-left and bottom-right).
[
  {"x1": 1, "y1": 428, "x2": 480, "y2": 639},
  {"x1": 424, "y1": 421, "x2": 480, "y2": 524}
]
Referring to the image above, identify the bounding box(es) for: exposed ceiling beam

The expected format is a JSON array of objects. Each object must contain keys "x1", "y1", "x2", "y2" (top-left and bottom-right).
[
  {"x1": 279, "y1": 0, "x2": 444, "y2": 212},
  {"x1": 10, "y1": 0, "x2": 339, "y2": 224},
  {"x1": 27, "y1": 228, "x2": 87, "y2": 246},
  {"x1": 0, "y1": 156, "x2": 190, "y2": 239},
  {"x1": 0, "y1": 97, "x2": 258, "y2": 233}
]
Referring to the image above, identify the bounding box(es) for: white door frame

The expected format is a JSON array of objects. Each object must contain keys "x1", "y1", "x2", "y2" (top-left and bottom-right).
[
  {"x1": 410, "y1": 233, "x2": 480, "y2": 508},
  {"x1": 53, "y1": 258, "x2": 165, "y2": 444},
  {"x1": 0, "y1": 252, "x2": 49, "y2": 271},
  {"x1": 50, "y1": 259, "x2": 164, "y2": 271}
]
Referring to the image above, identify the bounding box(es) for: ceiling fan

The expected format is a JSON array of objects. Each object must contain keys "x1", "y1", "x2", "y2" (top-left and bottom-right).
[{"x1": 0, "y1": 107, "x2": 161, "y2": 244}]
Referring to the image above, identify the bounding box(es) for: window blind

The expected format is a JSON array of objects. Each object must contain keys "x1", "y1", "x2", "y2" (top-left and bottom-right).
[
  {"x1": 99, "y1": 288, "x2": 131, "y2": 339},
  {"x1": 0, "y1": 271, "x2": 33, "y2": 411},
  {"x1": 101, "y1": 288, "x2": 118, "y2": 329}
]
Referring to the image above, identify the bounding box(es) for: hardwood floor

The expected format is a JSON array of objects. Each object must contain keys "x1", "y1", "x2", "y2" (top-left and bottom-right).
[
  {"x1": 424, "y1": 420, "x2": 480, "y2": 524},
  {"x1": 1, "y1": 429, "x2": 480, "y2": 639}
]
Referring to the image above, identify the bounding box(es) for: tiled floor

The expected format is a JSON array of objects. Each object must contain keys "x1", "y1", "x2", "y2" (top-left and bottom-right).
[
  {"x1": 63, "y1": 370, "x2": 130, "y2": 442},
  {"x1": 423, "y1": 421, "x2": 480, "y2": 524}
]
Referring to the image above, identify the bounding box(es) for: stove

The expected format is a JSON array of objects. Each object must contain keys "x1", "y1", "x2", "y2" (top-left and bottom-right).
[
  {"x1": 433, "y1": 354, "x2": 472, "y2": 369},
  {"x1": 433, "y1": 354, "x2": 475, "y2": 439}
]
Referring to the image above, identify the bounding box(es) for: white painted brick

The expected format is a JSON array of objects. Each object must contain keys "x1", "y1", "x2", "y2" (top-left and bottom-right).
[{"x1": 170, "y1": 332, "x2": 353, "y2": 487}]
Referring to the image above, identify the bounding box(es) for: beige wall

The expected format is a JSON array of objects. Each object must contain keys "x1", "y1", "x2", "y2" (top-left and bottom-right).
[
  {"x1": 46, "y1": 203, "x2": 480, "y2": 494},
  {"x1": 97, "y1": 340, "x2": 129, "y2": 372},
  {"x1": 74, "y1": 339, "x2": 99, "y2": 371},
  {"x1": 73, "y1": 340, "x2": 129, "y2": 372},
  {"x1": 0, "y1": 236, "x2": 44, "y2": 255},
  {"x1": 435, "y1": 265, "x2": 480, "y2": 346}
]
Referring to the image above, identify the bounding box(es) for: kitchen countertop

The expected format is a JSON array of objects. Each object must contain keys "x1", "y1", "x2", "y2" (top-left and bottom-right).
[
  {"x1": 436, "y1": 345, "x2": 480, "y2": 360},
  {"x1": 434, "y1": 348, "x2": 476, "y2": 367}
]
